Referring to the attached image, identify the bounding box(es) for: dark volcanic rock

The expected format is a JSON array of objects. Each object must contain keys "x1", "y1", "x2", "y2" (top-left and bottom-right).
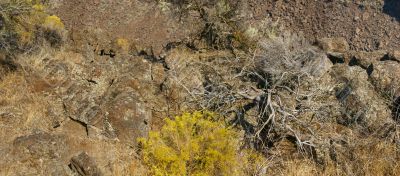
[{"x1": 70, "y1": 152, "x2": 102, "y2": 176}]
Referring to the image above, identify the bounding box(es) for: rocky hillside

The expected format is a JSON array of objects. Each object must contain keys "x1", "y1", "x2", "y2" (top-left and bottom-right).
[{"x1": 0, "y1": 0, "x2": 400, "y2": 175}]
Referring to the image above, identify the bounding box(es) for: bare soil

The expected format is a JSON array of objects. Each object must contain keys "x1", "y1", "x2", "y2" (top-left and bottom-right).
[
  {"x1": 51, "y1": 0, "x2": 203, "y2": 55},
  {"x1": 53, "y1": 0, "x2": 400, "y2": 52},
  {"x1": 249, "y1": 0, "x2": 400, "y2": 51}
]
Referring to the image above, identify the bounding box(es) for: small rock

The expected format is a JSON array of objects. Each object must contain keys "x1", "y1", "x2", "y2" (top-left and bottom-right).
[
  {"x1": 355, "y1": 28, "x2": 361, "y2": 36},
  {"x1": 370, "y1": 61, "x2": 400, "y2": 95},
  {"x1": 327, "y1": 52, "x2": 346, "y2": 64},
  {"x1": 389, "y1": 50, "x2": 400, "y2": 61},
  {"x1": 348, "y1": 50, "x2": 387, "y2": 68},
  {"x1": 317, "y1": 37, "x2": 350, "y2": 53},
  {"x1": 70, "y1": 152, "x2": 102, "y2": 176}
]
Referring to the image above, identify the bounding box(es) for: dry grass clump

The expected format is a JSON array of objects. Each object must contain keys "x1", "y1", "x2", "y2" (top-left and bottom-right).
[
  {"x1": 347, "y1": 138, "x2": 400, "y2": 175},
  {"x1": 273, "y1": 136, "x2": 400, "y2": 175},
  {"x1": 0, "y1": 46, "x2": 74, "y2": 137},
  {"x1": 0, "y1": 71, "x2": 53, "y2": 142}
]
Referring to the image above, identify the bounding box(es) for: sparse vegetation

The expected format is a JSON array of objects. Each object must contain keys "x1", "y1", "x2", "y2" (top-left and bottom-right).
[
  {"x1": 0, "y1": 0, "x2": 65, "y2": 53},
  {"x1": 1, "y1": 0, "x2": 400, "y2": 175}
]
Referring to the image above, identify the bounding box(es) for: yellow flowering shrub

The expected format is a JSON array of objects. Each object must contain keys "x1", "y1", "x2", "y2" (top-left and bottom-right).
[
  {"x1": 32, "y1": 4, "x2": 45, "y2": 11},
  {"x1": 138, "y1": 111, "x2": 267, "y2": 176},
  {"x1": 43, "y1": 15, "x2": 65, "y2": 31},
  {"x1": 0, "y1": 0, "x2": 65, "y2": 52},
  {"x1": 115, "y1": 38, "x2": 130, "y2": 53}
]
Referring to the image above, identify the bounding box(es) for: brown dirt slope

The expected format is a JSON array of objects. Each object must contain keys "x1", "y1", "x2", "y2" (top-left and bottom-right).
[
  {"x1": 52, "y1": 0, "x2": 399, "y2": 52},
  {"x1": 51, "y1": 0, "x2": 203, "y2": 55},
  {"x1": 261, "y1": 0, "x2": 400, "y2": 51}
]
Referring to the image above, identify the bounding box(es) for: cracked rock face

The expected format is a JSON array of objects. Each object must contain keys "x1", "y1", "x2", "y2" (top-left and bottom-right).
[
  {"x1": 32, "y1": 53, "x2": 157, "y2": 143},
  {"x1": 89, "y1": 80, "x2": 152, "y2": 143},
  {"x1": 0, "y1": 50, "x2": 161, "y2": 174},
  {"x1": 3, "y1": 50, "x2": 159, "y2": 143}
]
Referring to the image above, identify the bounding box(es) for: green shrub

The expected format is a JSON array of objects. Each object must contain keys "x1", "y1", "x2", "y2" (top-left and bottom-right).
[{"x1": 138, "y1": 111, "x2": 267, "y2": 176}]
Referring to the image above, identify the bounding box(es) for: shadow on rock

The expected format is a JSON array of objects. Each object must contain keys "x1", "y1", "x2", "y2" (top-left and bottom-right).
[{"x1": 383, "y1": 0, "x2": 400, "y2": 22}]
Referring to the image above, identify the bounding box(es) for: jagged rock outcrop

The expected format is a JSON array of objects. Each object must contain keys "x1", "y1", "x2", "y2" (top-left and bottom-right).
[
  {"x1": 370, "y1": 61, "x2": 400, "y2": 96},
  {"x1": 331, "y1": 65, "x2": 392, "y2": 131}
]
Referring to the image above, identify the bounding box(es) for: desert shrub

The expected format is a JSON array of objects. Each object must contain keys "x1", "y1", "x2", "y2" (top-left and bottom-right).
[
  {"x1": 115, "y1": 38, "x2": 130, "y2": 53},
  {"x1": 0, "y1": 0, "x2": 65, "y2": 53},
  {"x1": 138, "y1": 111, "x2": 267, "y2": 176},
  {"x1": 255, "y1": 31, "x2": 329, "y2": 85},
  {"x1": 40, "y1": 15, "x2": 65, "y2": 47}
]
